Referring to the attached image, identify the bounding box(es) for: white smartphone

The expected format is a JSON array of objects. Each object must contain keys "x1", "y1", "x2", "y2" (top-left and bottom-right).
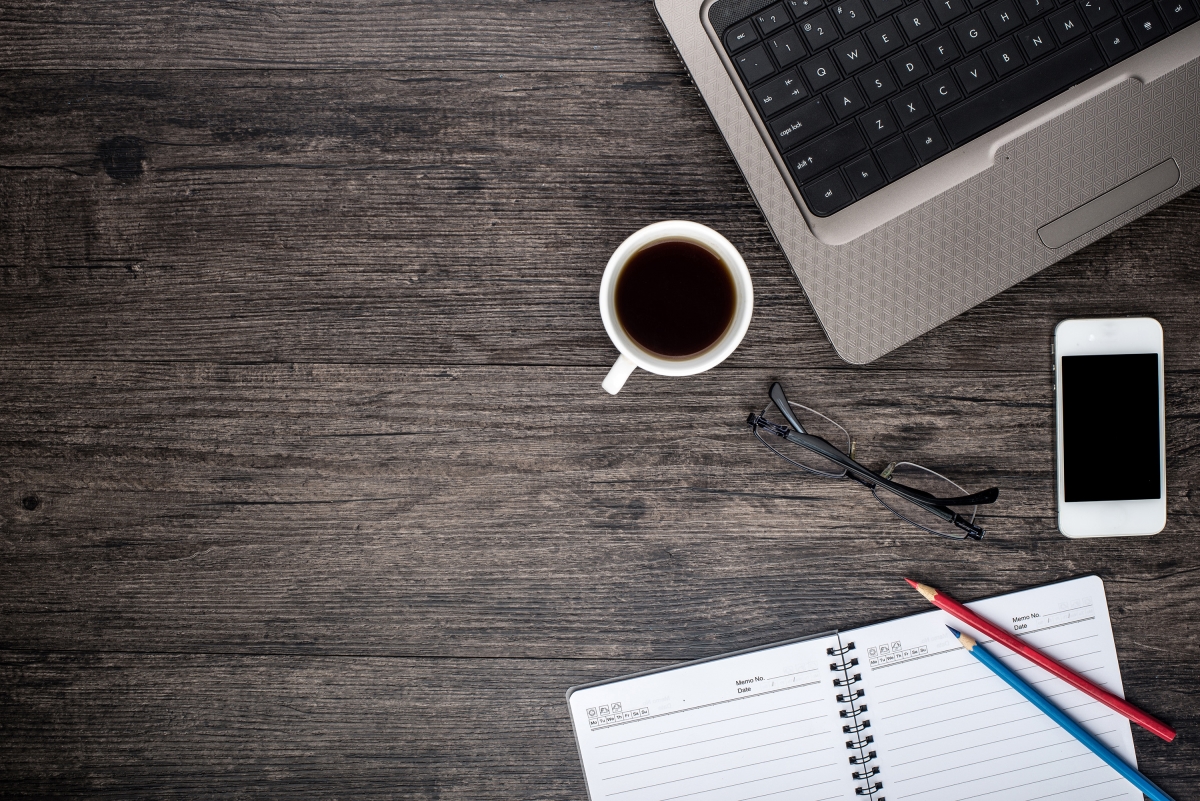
[{"x1": 1054, "y1": 317, "x2": 1166, "y2": 538}]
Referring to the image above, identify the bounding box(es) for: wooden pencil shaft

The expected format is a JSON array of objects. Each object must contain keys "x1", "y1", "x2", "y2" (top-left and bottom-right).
[
  {"x1": 953, "y1": 631, "x2": 1175, "y2": 801},
  {"x1": 911, "y1": 580, "x2": 1176, "y2": 742}
]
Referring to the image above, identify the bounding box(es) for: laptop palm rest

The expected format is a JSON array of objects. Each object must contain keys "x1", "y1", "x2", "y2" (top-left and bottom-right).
[{"x1": 1038, "y1": 159, "x2": 1180, "y2": 249}]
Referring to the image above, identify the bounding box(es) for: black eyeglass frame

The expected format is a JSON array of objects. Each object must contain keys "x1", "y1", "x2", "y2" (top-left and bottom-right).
[{"x1": 747, "y1": 383, "x2": 999, "y2": 541}]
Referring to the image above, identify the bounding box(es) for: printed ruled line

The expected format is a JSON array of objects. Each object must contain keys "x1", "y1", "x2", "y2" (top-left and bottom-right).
[
  {"x1": 646, "y1": 772, "x2": 840, "y2": 801},
  {"x1": 1017, "y1": 777, "x2": 1128, "y2": 801},
  {"x1": 887, "y1": 711, "x2": 1111, "y2": 759},
  {"x1": 597, "y1": 697, "x2": 824, "y2": 749},
  {"x1": 881, "y1": 670, "x2": 1103, "y2": 722},
  {"x1": 606, "y1": 759, "x2": 839, "y2": 799},
  {"x1": 891, "y1": 729, "x2": 1116, "y2": 780},
  {"x1": 903, "y1": 754, "x2": 1104, "y2": 799},
  {"x1": 763, "y1": 667, "x2": 818, "y2": 681},
  {"x1": 874, "y1": 633, "x2": 1102, "y2": 692},
  {"x1": 737, "y1": 789, "x2": 842, "y2": 801},
  {"x1": 885, "y1": 695, "x2": 1103, "y2": 738},
  {"x1": 592, "y1": 682, "x2": 822, "y2": 735},
  {"x1": 878, "y1": 653, "x2": 1106, "y2": 706},
  {"x1": 600, "y1": 723, "x2": 829, "y2": 770},
  {"x1": 945, "y1": 764, "x2": 1115, "y2": 801},
  {"x1": 867, "y1": 614, "x2": 1094, "y2": 672}
]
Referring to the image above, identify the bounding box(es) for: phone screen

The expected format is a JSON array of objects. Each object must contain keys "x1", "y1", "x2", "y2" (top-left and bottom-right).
[{"x1": 1061, "y1": 353, "x2": 1161, "y2": 502}]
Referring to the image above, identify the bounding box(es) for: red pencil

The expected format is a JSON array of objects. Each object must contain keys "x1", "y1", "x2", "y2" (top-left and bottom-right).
[{"x1": 904, "y1": 578, "x2": 1176, "y2": 743}]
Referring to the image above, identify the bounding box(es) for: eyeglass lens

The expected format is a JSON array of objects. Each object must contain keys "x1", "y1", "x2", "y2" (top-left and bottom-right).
[
  {"x1": 872, "y1": 462, "x2": 978, "y2": 540},
  {"x1": 753, "y1": 400, "x2": 979, "y2": 539},
  {"x1": 753, "y1": 401, "x2": 851, "y2": 478}
]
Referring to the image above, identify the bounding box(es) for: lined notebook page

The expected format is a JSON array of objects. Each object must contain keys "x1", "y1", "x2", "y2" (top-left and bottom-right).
[
  {"x1": 849, "y1": 576, "x2": 1141, "y2": 801},
  {"x1": 568, "y1": 634, "x2": 857, "y2": 801}
]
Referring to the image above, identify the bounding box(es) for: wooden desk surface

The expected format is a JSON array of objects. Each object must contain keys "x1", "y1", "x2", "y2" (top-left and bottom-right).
[{"x1": 2, "y1": 2, "x2": 1198, "y2": 797}]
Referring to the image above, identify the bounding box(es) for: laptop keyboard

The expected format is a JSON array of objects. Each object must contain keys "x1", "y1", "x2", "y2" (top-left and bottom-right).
[{"x1": 721, "y1": 0, "x2": 1197, "y2": 215}]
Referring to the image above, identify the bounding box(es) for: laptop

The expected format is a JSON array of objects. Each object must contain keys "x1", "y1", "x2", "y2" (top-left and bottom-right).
[{"x1": 655, "y1": 0, "x2": 1199, "y2": 363}]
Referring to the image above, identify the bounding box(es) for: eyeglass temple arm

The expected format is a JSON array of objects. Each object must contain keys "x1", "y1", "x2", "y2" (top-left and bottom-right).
[
  {"x1": 768, "y1": 382, "x2": 998, "y2": 512},
  {"x1": 781, "y1": 429, "x2": 999, "y2": 508},
  {"x1": 769, "y1": 382, "x2": 806, "y2": 434}
]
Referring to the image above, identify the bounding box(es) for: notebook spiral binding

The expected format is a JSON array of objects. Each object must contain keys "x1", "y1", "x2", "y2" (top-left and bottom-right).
[{"x1": 828, "y1": 641, "x2": 884, "y2": 800}]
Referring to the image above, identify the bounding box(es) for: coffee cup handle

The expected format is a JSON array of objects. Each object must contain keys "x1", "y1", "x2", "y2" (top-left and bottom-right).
[{"x1": 602, "y1": 354, "x2": 637, "y2": 395}]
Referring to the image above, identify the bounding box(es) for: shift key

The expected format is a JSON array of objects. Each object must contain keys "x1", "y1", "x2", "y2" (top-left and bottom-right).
[
  {"x1": 770, "y1": 98, "x2": 835, "y2": 150},
  {"x1": 786, "y1": 123, "x2": 867, "y2": 185}
]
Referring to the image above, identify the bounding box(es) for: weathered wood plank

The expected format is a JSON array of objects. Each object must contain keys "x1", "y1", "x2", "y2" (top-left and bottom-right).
[
  {"x1": 1, "y1": 650, "x2": 1196, "y2": 799},
  {"x1": 0, "y1": 0, "x2": 676, "y2": 71},
  {"x1": 2, "y1": 71, "x2": 1198, "y2": 369},
  {"x1": 2, "y1": 364, "x2": 1196, "y2": 659}
]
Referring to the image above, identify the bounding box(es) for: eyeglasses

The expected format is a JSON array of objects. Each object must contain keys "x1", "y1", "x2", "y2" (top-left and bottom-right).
[{"x1": 746, "y1": 383, "x2": 999, "y2": 540}]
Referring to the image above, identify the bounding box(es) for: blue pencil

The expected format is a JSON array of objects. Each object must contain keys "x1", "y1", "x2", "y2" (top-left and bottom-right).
[{"x1": 948, "y1": 626, "x2": 1175, "y2": 801}]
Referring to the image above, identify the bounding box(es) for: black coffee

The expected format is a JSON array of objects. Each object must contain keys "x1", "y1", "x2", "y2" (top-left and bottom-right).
[{"x1": 615, "y1": 240, "x2": 736, "y2": 358}]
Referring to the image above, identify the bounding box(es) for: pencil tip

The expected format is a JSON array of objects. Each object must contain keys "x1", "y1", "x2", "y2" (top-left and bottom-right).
[
  {"x1": 906, "y1": 579, "x2": 938, "y2": 602},
  {"x1": 947, "y1": 626, "x2": 961, "y2": 637}
]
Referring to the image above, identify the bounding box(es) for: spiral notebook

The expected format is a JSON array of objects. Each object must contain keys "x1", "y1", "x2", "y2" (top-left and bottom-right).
[{"x1": 566, "y1": 575, "x2": 1141, "y2": 801}]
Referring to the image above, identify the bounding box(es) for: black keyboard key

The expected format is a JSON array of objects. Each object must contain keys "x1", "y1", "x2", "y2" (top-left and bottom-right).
[
  {"x1": 940, "y1": 37, "x2": 1104, "y2": 143},
  {"x1": 836, "y1": 34, "x2": 877, "y2": 71},
  {"x1": 801, "y1": 170, "x2": 856, "y2": 214},
  {"x1": 859, "y1": 62, "x2": 900, "y2": 100},
  {"x1": 1095, "y1": 19, "x2": 1138, "y2": 57},
  {"x1": 770, "y1": 96, "x2": 836, "y2": 148},
  {"x1": 1018, "y1": 20, "x2": 1057, "y2": 56},
  {"x1": 1157, "y1": 0, "x2": 1198, "y2": 28},
  {"x1": 754, "y1": 69, "x2": 809, "y2": 115},
  {"x1": 984, "y1": 0, "x2": 1026, "y2": 34},
  {"x1": 922, "y1": 70, "x2": 963, "y2": 109},
  {"x1": 898, "y1": 2, "x2": 938, "y2": 38},
  {"x1": 736, "y1": 45, "x2": 777, "y2": 83},
  {"x1": 828, "y1": 78, "x2": 870, "y2": 117},
  {"x1": 834, "y1": 0, "x2": 875, "y2": 32},
  {"x1": 986, "y1": 36, "x2": 1027, "y2": 73},
  {"x1": 757, "y1": 3, "x2": 794, "y2": 33},
  {"x1": 890, "y1": 46, "x2": 931, "y2": 84},
  {"x1": 953, "y1": 13, "x2": 995, "y2": 48},
  {"x1": 866, "y1": 19, "x2": 907, "y2": 55},
  {"x1": 860, "y1": 104, "x2": 901, "y2": 141},
  {"x1": 1127, "y1": 4, "x2": 1168, "y2": 43},
  {"x1": 891, "y1": 86, "x2": 933, "y2": 125},
  {"x1": 801, "y1": 50, "x2": 844, "y2": 89},
  {"x1": 768, "y1": 27, "x2": 810, "y2": 66},
  {"x1": 825, "y1": 77, "x2": 873, "y2": 116},
  {"x1": 1019, "y1": 0, "x2": 1055, "y2": 16},
  {"x1": 1048, "y1": 6, "x2": 1089, "y2": 40},
  {"x1": 954, "y1": 53, "x2": 994, "y2": 91},
  {"x1": 923, "y1": 30, "x2": 962, "y2": 66},
  {"x1": 1115, "y1": 0, "x2": 1141, "y2": 12},
  {"x1": 869, "y1": 0, "x2": 906, "y2": 16},
  {"x1": 800, "y1": 10, "x2": 841, "y2": 49},
  {"x1": 846, "y1": 153, "x2": 888, "y2": 194},
  {"x1": 933, "y1": 0, "x2": 972, "y2": 23},
  {"x1": 907, "y1": 119, "x2": 951, "y2": 161},
  {"x1": 787, "y1": 122, "x2": 869, "y2": 179},
  {"x1": 788, "y1": 0, "x2": 825, "y2": 16},
  {"x1": 876, "y1": 136, "x2": 920, "y2": 177},
  {"x1": 727, "y1": 20, "x2": 761, "y2": 52},
  {"x1": 1080, "y1": 0, "x2": 1119, "y2": 24}
]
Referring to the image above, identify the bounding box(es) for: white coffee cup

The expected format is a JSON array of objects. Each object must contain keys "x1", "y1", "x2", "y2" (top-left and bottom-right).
[{"x1": 600, "y1": 221, "x2": 753, "y2": 395}]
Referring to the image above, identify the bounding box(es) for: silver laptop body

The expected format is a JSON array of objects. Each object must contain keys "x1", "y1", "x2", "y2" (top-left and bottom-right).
[{"x1": 656, "y1": 0, "x2": 1199, "y2": 363}]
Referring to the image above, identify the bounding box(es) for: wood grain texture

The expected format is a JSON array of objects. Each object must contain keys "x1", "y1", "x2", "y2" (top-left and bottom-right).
[
  {"x1": 2, "y1": 364, "x2": 1197, "y2": 662},
  {"x1": 2, "y1": 2, "x2": 1200, "y2": 798},
  {"x1": 0, "y1": 651, "x2": 1195, "y2": 799},
  {"x1": 0, "y1": 0, "x2": 677, "y2": 71},
  {"x1": 1, "y1": 71, "x2": 1198, "y2": 370}
]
